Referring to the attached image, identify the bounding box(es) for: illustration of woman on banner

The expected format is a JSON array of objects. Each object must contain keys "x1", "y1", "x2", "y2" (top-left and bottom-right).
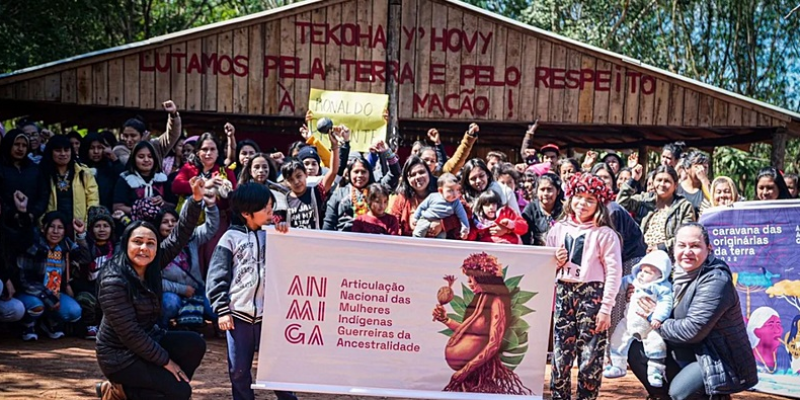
[
  {"x1": 747, "y1": 307, "x2": 791, "y2": 374},
  {"x1": 431, "y1": 252, "x2": 530, "y2": 394},
  {"x1": 786, "y1": 315, "x2": 800, "y2": 373}
]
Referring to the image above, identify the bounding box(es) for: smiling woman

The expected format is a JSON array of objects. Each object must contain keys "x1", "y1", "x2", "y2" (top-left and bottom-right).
[
  {"x1": 113, "y1": 141, "x2": 168, "y2": 217},
  {"x1": 41, "y1": 135, "x2": 100, "y2": 233},
  {"x1": 96, "y1": 177, "x2": 206, "y2": 400},
  {"x1": 627, "y1": 223, "x2": 758, "y2": 399}
]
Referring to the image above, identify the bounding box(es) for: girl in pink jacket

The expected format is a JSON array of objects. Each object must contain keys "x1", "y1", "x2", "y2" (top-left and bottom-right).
[
  {"x1": 546, "y1": 173, "x2": 622, "y2": 400},
  {"x1": 472, "y1": 190, "x2": 528, "y2": 244}
]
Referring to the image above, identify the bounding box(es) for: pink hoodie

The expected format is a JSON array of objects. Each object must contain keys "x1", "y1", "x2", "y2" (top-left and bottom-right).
[{"x1": 546, "y1": 217, "x2": 622, "y2": 315}]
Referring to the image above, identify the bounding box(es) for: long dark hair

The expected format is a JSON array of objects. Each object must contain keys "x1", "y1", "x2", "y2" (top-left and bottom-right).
[
  {"x1": 109, "y1": 220, "x2": 163, "y2": 299},
  {"x1": 125, "y1": 140, "x2": 162, "y2": 176},
  {"x1": 756, "y1": 167, "x2": 791, "y2": 200},
  {"x1": 342, "y1": 155, "x2": 376, "y2": 189},
  {"x1": 535, "y1": 173, "x2": 564, "y2": 218},
  {"x1": 591, "y1": 162, "x2": 618, "y2": 193},
  {"x1": 41, "y1": 135, "x2": 76, "y2": 182},
  {"x1": 80, "y1": 132, "x2": 107, "y2": 168},
  {"x1": 0, "y1": 129, "x2": 30, "y2": 166},
  {"x1": 234, "y1": 139, "x2": 262, "y2": 177},
  {"x1": 238, "y1": 153, "x2": 278, "y2": 184},
  {"x1": 395, "y1": 156, "x2": 436, "y2": 199},
  {"x1": 460, "y1": 158, "x2": 494, "y2": 204},
  {"x1": 190, "y1": 132, "x2": 224, "y2": 170}
]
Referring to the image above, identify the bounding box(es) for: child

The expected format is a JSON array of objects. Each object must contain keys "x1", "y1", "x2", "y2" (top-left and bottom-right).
[
  {"x1": 473, "y1": 190, "x2": 528, "y2": 244},
  {"x1": 546, "y1": 173, "x2": 622, "y2": 400},
  {"x1": 72, "y1": 206, "x2": 117, "y2": 340},
  {"x1": 17, "y1": 211, "x2": 91, "y2": 340},
  {"x1": 411, "y1": 173, "x2": 469, "y2": 239},
  {"x1": 352, "y1": 183, "x2": 400, "y2": 235},
  {"x1": 206, "y1": 183, "x2": 297, "y2": 400},
  {"x1": 604, "y1": 250, "x2": 673, "y2": 387}
]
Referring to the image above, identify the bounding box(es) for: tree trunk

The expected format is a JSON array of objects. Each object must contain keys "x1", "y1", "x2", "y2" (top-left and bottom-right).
[
  {"x1": 385, "y1": 0, "x2": 402, "y2": 151},
  {"x1": 772, "y1": 130, "x2": 787, "y2": 171}
]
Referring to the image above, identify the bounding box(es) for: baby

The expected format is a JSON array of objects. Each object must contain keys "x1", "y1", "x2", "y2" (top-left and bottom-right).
[
  {"x1": 412, "y1": 173, "x2": 469, "y2": 239},
  {"x1": 604, "y1": 250, "x2": 673, "y2": 387}
]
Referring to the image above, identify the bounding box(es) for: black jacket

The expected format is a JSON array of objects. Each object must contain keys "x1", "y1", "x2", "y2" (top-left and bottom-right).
[
  {"x1": 0, "y1": 161, "x2": 48, "y2": 219},
  {"x1": 658, "y1": 255, "x2": 758, "y2": 395},
  {"x1": 95, "y1": 198, "x2": 201, "y2": 376},
  {"x1": 85, "y1": 160, "x2": 125, "y2": 211},
  {"x1": 521, "y1": 199, "x2": 562, "y2": 246}
]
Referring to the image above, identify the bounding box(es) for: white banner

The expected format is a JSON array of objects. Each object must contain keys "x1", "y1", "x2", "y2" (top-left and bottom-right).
[{"x1": 254, "y1": 230, "x2": 557, "y2": 399}]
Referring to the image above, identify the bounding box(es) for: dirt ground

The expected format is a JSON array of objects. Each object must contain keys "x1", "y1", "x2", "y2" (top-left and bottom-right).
[{"x1": 0, "y1": 329, "x2": 787, "y2": 400}]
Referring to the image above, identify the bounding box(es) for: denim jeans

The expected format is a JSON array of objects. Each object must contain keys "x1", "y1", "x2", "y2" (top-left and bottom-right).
[
  {"x1": 16, "y1": 292, "x2": 81, "y2": 326},
  {"x1": 227, "y1": 318, "x2": 297, "y2": 400},
  {"x1": 160, "y1": 292, "x2": 216, "y2": 328},
  {"x1": 0, "y1": 280, "x2": 25, "y2": 322}
]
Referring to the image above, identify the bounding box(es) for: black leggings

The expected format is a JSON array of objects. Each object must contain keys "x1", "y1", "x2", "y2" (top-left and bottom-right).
[
  {"x1": 628, "y1": 341, "x2": 715, "y2": 400},
  {"x1": 107, "y1": 331, "x2": 206, "y2": 400}
]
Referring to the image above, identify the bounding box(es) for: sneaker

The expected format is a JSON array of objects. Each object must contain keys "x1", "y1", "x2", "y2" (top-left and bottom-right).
[
  {"x1": 21, "y1": 325, "x2": 38, "y2": 341},
  {"x1": 603, "y1": 365, "x2": 627, "y2": 379},
  {"x1": 85, "y1": 325, "x2": 98, "y2": 340},
  {"x1": 41, "y1": 320, "x2": 65, "y2": 339}
]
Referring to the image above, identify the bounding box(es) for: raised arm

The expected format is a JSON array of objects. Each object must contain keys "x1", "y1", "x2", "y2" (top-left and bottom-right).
[
  {"x1": 158, "y1": 177, "x2": 203, "y2": 269},
  {"x1": 443, "y1": 123, "x2": 478, "y2": 174},
  {"x1": 151, "y1": 100, "x2": 182, "y2": 163}
]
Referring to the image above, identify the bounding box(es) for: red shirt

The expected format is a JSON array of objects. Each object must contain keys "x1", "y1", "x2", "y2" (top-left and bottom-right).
[{"x1": 352, "y1": 213, "x2": 400, "y2": 236}]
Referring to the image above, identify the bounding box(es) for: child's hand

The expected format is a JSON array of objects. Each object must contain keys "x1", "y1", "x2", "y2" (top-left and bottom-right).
[
  {"x1": 499, "y1": 218, "x2": 514, "y2": 230},
  {"x1": 595, "y1": 312, "x2": 611, "y2": 332},
  {"x1": 460, "y1": 231, "x2": 469, "y2": 240},
  {"x1": 410, "y1": 217, "x2": 417, "y2": 229},
  {"x1": 555, "y1": 246, "x2": 568, "y2": 266},
  {"x1": 218, "y1": 314, "x2": 234, "y2": 331},
  {"x1": 276, "y1": 221, "x2": 289, "y2": 234},
  {"x1": 651, "y1": 319, "x2": 662, "y2": 329}
]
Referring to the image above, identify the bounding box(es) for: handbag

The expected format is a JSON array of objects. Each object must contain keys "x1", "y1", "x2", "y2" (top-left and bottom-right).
[{"x1": 175, "y1": 294, "x2": 206, "y2": 327}]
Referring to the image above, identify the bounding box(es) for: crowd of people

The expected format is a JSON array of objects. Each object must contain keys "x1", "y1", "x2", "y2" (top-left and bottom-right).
[{"x1": 0, "y1": 101, "x2": 795, "y2": 400}]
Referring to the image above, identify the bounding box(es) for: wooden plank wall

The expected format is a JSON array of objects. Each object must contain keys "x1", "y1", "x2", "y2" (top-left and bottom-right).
[{"x1": 0, "y1": 0, "x2": 790, "y2": 131}]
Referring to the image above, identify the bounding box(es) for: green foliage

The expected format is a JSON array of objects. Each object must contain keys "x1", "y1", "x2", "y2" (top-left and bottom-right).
[
  {"x1": 0, "y1": 0, "x2": 301, "y2": 74},
  {"x1": 439, "y1": 271, "x2": 537, "y2": 371}
]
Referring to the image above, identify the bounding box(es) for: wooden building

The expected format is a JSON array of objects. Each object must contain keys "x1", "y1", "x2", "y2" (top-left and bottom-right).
[{"x1": 1, "y1": 0, "x2": 798, "y2": 166}]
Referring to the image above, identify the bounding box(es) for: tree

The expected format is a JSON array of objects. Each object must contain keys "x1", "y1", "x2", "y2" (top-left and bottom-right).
[{"x1": 766, "y1": 280, "x2": 800, "y2": 313}]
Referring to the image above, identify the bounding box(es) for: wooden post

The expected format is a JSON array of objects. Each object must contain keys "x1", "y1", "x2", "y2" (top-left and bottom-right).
[
  {"x1": 772, "y1": 130, "x2": 787, "y2": 171},
  {"x1": 385, "y1": 0, "x2": 402, "y2": 151}
]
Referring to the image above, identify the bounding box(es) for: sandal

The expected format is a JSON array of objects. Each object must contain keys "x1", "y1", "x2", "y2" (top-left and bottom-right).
[{"x1": 602, "y1": 365, "x2": 627, "y2": 379}]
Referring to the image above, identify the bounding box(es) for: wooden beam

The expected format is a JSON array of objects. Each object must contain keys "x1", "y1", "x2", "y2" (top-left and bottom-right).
[{"x1": 385, "y1": 0, "x2": 402, "y2": 150}]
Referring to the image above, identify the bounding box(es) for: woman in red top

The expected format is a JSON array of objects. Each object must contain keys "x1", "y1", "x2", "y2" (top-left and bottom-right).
[{"x1": 171, "y1": 132, "x2": 237, "y2": 275}]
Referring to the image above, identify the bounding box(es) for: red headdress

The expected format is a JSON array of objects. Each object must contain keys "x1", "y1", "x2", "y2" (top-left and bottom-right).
[{"x1": 565, "y1": 173, "x2": 615, "y2": 204}]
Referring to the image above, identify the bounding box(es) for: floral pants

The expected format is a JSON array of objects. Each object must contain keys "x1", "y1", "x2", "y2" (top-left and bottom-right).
[{"x1": 551, "y1": 281, "x2": 608, "y2": 400}]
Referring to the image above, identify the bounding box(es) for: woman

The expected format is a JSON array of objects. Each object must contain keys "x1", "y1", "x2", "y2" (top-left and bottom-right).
[
  {"x1": 228, "y1": 138, "x2": 261, "y2": 180},
  {"x1": 699, "y1": 176, "x2": 740, "y2": 215},
  {"x1": 660, "y1": 142, "x2": 685, "y2": 168},
  {"x1": 591, "y1": 162, "x2": 618, "y2": 194},
  {"x1": 521, "y1": 173, "x2": 564, "y2": 246},
  {"x1": 16, "y1": 211, "x2": 90, "y2": 341},
  {"x1": 41, "y1": 135, "x2": 100, "y2": 227},
  {"x1": 601, "y1": 153, "x2": 623, "y2": 175},
  {"x1": 617, "y1": 165, "x2": 695, "y2": 254},
  {"x1": 95, "y1": 177, "x2": 206, "y2": 400},
  {"x1": 755, "y1": 166, "x2": 791, "y2": 201},
  {"x1": 389, "y1": 156, "x2": 465, "y2": 238},
  {"x1": 461, "y1": 158, "x2": 520, "y2": 215},
  {"x1": 324, "y1": 146, "x2": 399, "y2": 232},
  {"x1": 172, "y1": 132, "x2": 237, "y2": 274},
  {"x1": 81, "y1": 133, "x2": 125, "y2": 211},
  {"x1": 113, "y1": 141, "x2": 168, "y2": 216},
  {"x1": 158, "y1": 198, "x2": 219, "y2": 329},
  {"x1": 0, "y1": 129, "x2": 47, "y2": 218},
  {"x1": 747, "y1": 306, "x2": 791, "y2": 374},
  {"x1": 432, "y1": 252, "x2": 530, "y2": 394},
  {"x1": 676, "y1": 151, "x2": 711, "y2": 212},
  {"x1": 557, "y1": 158, "x2": 580, "y2": 188},
  {"x1": 629, "y1": 223, "x2": 757, "y2": 399}
]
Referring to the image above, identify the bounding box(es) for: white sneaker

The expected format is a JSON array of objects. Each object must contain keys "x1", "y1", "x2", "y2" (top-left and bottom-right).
[
  {"x1": 21, "y1": 326, "x2": 38, "y2": 341},
  {"x1": 40, "y1": 320, "x2": 65, "y2": 339}
]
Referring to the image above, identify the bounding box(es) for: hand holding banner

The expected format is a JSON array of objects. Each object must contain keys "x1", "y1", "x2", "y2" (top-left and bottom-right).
[{"x1": 308, "y1": 88, "x2": 389, "y2": 153}]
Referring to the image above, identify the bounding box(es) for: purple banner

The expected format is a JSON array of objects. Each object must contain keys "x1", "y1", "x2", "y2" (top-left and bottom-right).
[{"x1": 700, "y1": 201, "x2": 800, "y2": 398}]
